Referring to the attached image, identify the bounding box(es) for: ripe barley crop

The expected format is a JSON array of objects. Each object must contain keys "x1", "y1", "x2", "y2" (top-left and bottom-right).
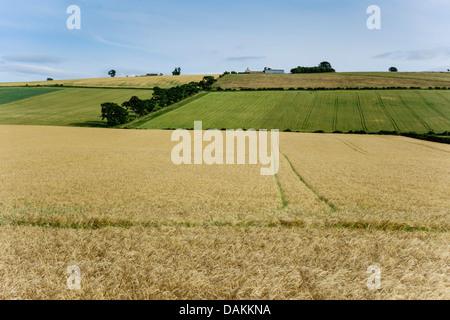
[{"x1": 0, "y1": 125, "x2": 448, "y2": 299}]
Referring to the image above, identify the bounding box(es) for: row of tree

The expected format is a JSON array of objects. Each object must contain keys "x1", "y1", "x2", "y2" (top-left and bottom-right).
[
  {"x1": 291, "y1": 61, "x2": 336, "y2": 74},
  {"x1": 290, "y1": 62, "x2": 402, "y2": 73},
  {"x1": 101, "y1": 76, "x2": 217, "y2": 127}
]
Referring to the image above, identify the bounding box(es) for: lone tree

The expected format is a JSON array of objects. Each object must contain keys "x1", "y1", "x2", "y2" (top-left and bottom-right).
[
  {"x1": 389, "y1": 67, "x2": 398, "y2": 72},
  {"x1": 108, "y1": 69, "x2": 117, "y2": 77},
  {"x1": 172, "y1": 67, "x2": 181, "y2": 76}
]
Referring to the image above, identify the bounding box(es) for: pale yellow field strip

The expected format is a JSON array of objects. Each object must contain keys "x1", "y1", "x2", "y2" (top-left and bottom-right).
[
  {"x1": 0, "y1": 75, "x2": 219, "y2": 88},
  {"x1": 0, "y1": 226, "x2": 447, "y2": 300}
]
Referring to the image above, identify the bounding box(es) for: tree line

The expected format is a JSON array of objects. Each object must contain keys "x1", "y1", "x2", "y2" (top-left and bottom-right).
[
  {"x1": 291, "y1": 61, "x2": 336, "y2": 74},
  {"x1": 101, "y1": 76, "x2": 216, "y2": 127}
]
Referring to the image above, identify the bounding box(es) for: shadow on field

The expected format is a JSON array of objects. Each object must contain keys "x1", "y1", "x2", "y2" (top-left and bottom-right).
[{"x1": 69, "y1": 121, "x2": 107, "y2": 128}]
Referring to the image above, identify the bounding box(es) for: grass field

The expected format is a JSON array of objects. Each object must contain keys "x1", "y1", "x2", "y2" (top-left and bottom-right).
[
  {"x1": 136, "y1": 90, "x2": 450, "y2": 133},
  {"x1": 0, "y1": 87, "x2": 152, "y2": 127},
  {"x1": 0, "y1": 74, "x2": 219, "y2": 89},
  {"x1": 0, "y1": 87, "x2": 61, "y2": 105},
  {"x1": 0, "y1": 126, "x2": 448, "y2": 299},
  {"x1": 215, "y1": 72, "x2": 450, "y2": 89}
]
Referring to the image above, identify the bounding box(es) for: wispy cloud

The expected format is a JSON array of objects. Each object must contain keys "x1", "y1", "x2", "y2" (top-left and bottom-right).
[
  {"x1": 91, "y1": 33, "x2": 148, "y2": 51},
  {"x1": 2, "y1": 54, "x2": 63, "y2": 64},
  {"x1": 373, "y1": 47, "x2": 450, "y2": 60},
  {"x1": 90, "y1": 33, "x2": 167, "y2": 59},
  {"x1": 226, "y1": 56, "x2": 266, "y2": 61},
  {"x1": 0, "y1": 64, "x2": 66, "y2": 76}
]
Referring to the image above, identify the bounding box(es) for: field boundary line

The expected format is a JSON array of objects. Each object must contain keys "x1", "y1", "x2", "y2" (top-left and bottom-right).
[
  {"x1": 281, "y1": 152, "x2": 337, "y2": 212},
  {"x1": 396, "y1": 92, "x2": 431, "y2": 131},
  {"x1": 2, "y1": 218, "x2": 447, "y2": 232},
  {"x1": 376, "y1": 92, "x2": 400, "y2": 132},
  {"x1": 356, "y1": 93, "x2": 368, "y2": 131},
  {"x1": 415, "y1": 91, "x2": 449, "y2": 121},
  {"x1": 301, "y1": 94, "x2": 318, "y2": 130}
]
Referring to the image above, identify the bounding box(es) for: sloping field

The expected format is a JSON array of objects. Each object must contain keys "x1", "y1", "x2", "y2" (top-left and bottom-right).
[
  {"x1": 137, "y1": 90, "x2": 450, "y2": 133},
  {"x1": 0, "y1": 87, "x2": 61, "y2": 105},
  {"x1": 215, "y1": 72, "x2": 450, "y2": 89},
  {"x1": 0, "y1": 88, "x2": 152, "y2": 126},
  {"x1": 0, "y1": 74, "x2": 218, "y2": 89},
  {"x1": 0, "y1": 126, "x2": 448, "y2": 299}
]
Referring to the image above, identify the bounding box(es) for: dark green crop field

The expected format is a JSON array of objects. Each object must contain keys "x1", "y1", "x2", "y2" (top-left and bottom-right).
[{"x1": 0, "y1": 87, "x2": 61, "y2": 105}]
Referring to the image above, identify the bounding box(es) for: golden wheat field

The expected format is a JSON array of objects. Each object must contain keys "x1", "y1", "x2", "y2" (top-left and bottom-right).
[
  {"x1": 0, "y1": 75, "x2": 219, "y2": 89},
  {"x1": 0, "y1": 125, "x2": 449, "y2": 299}
]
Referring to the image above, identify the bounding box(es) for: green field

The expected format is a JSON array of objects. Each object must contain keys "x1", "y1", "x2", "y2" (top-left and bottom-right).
[
  {"x1": 0, "y1": 87, "x2": 61, "y2": 105},
  {"x1": 2, "y1": 82, "x2": 450, "y2": 134},
  {"x1": 136, "y1": 90, "x2": 450, "y2": 133},
  {"x1": 0, "y1": 87, "x2": 152, "y2": 126}
]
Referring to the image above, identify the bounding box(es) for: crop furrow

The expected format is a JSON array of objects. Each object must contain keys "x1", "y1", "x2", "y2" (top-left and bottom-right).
[
  {"x1": 396, "y1": 92, "x2": 431, "y2": 131},
  {"x1": 301, "y1": 94, "x2": 318, "y2": 130},
  {"x1": 376, "y1": 92, "x2": 400, "y2": 131},
  {"x1": 281, "y1": 152, "x2": 337, "y2": 212},
  {"x1": 356, "y1": 93, "x2": 368, "y2": 131},
  {"x1": 416, "y1": 91, "x2": 449, "y2": 121}
]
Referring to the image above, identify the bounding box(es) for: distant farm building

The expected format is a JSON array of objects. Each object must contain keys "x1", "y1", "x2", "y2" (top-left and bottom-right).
[
  {"x1": 243, "y1": 67, "x2": 284, "y2": 74},
  {"x1": 263, "y1": 67, "x2": 284, "y2": 74},
  {"x1": 243, "y1": 67, "x2": 263, "y2": 74}
]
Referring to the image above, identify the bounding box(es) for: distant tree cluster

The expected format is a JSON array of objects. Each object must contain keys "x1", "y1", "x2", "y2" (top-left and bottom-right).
[
  {"x1": 291, "y1": 61, "x2": 335, "y2": 74},
  {"x1": 122, "y1": 96, "x2": 156, "y2": 117},
  {"x1": 101, "y1": 102, "x2": 129, "y2": 127},
  {"x1": 198, "y1": 76, "x2": 217, "y2": 90},
  {"x1": 219, "y1": 71, "x2": 238, "y2": 78},
  {"x1": 152, "y1": 82, "x2": 201, "y2": 108},
  {"x1": 389, "y1": 67, "x2": 398, "y2": 72},
  {"x1": 108, "y1": 69, "x2": 117, "y2": 77},
  {"x1": 101, "y1": 76, "x2": 217, "y2": 127},
  {"x1": 172, "y1": 67, "x2": 181, "y2": 75}
]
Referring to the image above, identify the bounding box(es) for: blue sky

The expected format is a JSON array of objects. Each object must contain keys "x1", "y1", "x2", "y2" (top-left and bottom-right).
[{"x1": 0, "y1": 0, "x2": 449, "y2": 82}]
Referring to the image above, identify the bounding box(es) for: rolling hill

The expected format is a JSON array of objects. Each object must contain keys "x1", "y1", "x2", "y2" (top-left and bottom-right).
[
  {"x1": 0, "y1": 87, "x2": 152, "y2": 127},
  {"x1": 1, "y1": 73, "x2": 449, "y2": 134},
  {"x1": 214, "y1": 72, "x2": 450, "y2": 90}
]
